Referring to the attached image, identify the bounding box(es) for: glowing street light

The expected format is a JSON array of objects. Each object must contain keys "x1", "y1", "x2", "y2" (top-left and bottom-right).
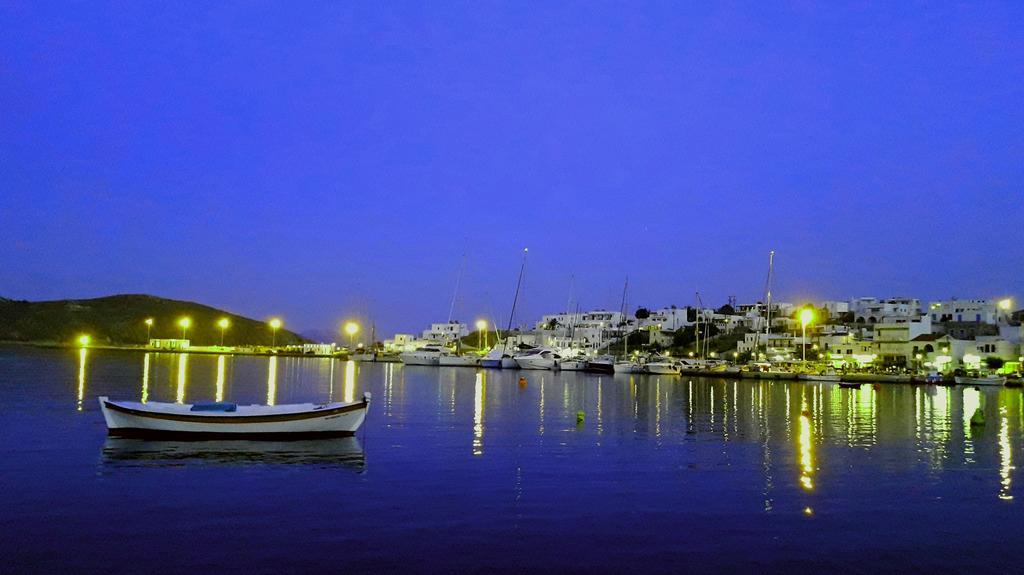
[
  {"x1": 800, "y1": 308, "x2": 814, "y2": 364},
  {"x1": 179, "y1": 317, "x2": 191, "y2": 340},
  {"x1": 269, "y1": 318, "x2": 282, "y2": 347},
  {"x1": 217, "y1": 318, "x2": 230, "y2": 347},
  {"x1": 344, "y1": 321, "x2": 359, "y2": 349},
  {"x1": 78, "y1": 334, "x2": 91, "y2": 347},
  {"x1": 476, "y1": 319, "x2": 488, "y2": 349},
  {"x1": 998, "y1": 298, "x2": 1012, "y2": 311},
  {"x1": 144, "y1": 318, "x2": 154, "y2": 341}
]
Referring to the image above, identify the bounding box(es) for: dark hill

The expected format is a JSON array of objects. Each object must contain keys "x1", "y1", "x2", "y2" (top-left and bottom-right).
[{"x1": 0, "y1": 294, "x2": 309, "y2": 346}]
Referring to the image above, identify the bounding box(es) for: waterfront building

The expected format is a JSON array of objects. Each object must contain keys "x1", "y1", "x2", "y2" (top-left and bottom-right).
[
  {"x1": 149, "y1": 338, "x2": 190, "y2": 350},
  {"x1": 383, "y1": 333, "x2": 418, "y2": 352}
]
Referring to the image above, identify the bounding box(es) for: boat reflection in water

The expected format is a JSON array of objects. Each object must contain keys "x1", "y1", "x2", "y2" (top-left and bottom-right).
[{"x1": 101, "y1": 436, "x2": 365, "y2": 471}]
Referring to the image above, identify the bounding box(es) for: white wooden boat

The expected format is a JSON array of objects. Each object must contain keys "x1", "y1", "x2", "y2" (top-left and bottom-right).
[
  {"x1": 99, "y1": 394, "x2": 371, "y2": 439},
  {"x1": 955, "y1": 375, "x2": 1006, "y2": 387}
]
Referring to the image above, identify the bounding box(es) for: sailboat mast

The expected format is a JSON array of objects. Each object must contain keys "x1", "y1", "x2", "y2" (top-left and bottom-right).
[
  {"x1": 764, "y1": 250, "x2": 775, "y2": 355},
  {"x1": 448, "y1": 254, "x2": 466, "y2": 324},
  {"x1": 503, "y1": 248, "x2": 529, "y2": 351},
  {"x1": 620, "y1": 276, "x2": 629, "y2": 356}
]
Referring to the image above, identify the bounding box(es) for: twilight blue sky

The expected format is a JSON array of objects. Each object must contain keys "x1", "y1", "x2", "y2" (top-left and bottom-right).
[{"x1": 1, "y1": 2, "x2": 1022, "y2": 338}]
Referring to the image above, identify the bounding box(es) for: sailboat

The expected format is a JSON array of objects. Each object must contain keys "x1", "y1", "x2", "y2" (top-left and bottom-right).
[
  {"x1": 482, "y1": 248, "x2": 528, "y2": 369},
  {"x1": 612, "y1": 276, "x2": 642, "y2": 374}
]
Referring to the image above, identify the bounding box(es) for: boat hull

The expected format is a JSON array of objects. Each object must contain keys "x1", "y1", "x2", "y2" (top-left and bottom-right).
[
  {"x1": 399, "y1": 352, "x2": 440, "y2": 366},
  {"x1": 438, "y1": 355, "x2": 480, "y2": 367},
  {"x1": 799, "y1": 374, "x2": 840, "y2": 382},
  {"x1": 585, "y1": 361, "x2": 615, "y2": 374},
  {"x1": 613, "y1": 362, "x2": 641, "y2": 374},
  {"x1": 559, "y1": 360, "x2": 587, "y2": 371},
  {"x1": 954, "y1": 376, "x2": 1006, "y2": 386},
  {"x1": 515, "y1": 357, "x2": 557, "y2": 370},
  {"x1": 645, "y1": 363, "x2": 681, "y2": 375},
  {"x1": 99, "y1": 396, "x2": 370, "y2": 438},
  {"x1": 500, "y1": 358, "x2": 519, "y2": 369}
]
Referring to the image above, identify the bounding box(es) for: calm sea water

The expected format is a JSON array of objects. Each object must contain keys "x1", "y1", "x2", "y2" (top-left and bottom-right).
[{"x1": 1, "y1": 346, "x2": 1022, "y2": 573}]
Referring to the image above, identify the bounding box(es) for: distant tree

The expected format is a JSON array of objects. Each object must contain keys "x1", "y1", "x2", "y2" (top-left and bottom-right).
[
  {"x1": 716, "y1": 304, "x2": 735, "y2": 315},
  {"x1": 635, "y1": 307, "x2": 651, "y2": 320},
  {"x1": 686, "y1": 307, "x2": 697, "y2": 322},
  {"x1": 544, "y1": 318, "x2": 559, "y2": 330}
]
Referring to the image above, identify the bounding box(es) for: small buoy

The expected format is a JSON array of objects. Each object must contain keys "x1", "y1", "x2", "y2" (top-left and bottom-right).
[
  {"x1": 518, "y1": 376, "x2": 527, "y2": 387},
  {"x1": 970, "y1": 408, "x2": 985, "y2": 426},
  {"x1": 576, "y1": 411, "x2": 585, "y2": 425}
]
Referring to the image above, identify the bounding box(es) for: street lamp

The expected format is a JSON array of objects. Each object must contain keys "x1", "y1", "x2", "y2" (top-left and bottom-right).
[
  {"x1": 144, "y1": 318, "x2": 154, "y2": 341},
  {"x1": 799, "y1": 308, "x2": 814, "y2": 364},
  {"x1": 344, "y1": 322, "x2": 359, "y2": 349},
  {"x1": 179, "y1": 317, "x2": 191, "y2": 340},
  {"x1": 78, "y1": 334, "x2": 91, "y2": 347},
  {"x1": 269, "y1": 318, "x2": 282, "y2": 347},
  {"x1": 476, "y1": 319, "x2": 487, "y2": 349},
  {"x1": 217, "y1": 318, "x2": 230, "y2": 347}
]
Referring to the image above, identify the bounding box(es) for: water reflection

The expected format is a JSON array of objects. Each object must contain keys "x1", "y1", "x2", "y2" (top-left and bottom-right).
[
  {"x1": 76, "y1": 348, "x2": 88, "y2": 411},
  {"x1": 344, "y1": 360, "x2": 355, "y2": 403},
  {"x1": 215, "y1": 355, "x2": 226, "y2": 402},
  {"x1": 175, "y1": 353, "x2": 188, "y2": 404},
  {"x1": 999, "y1": 407, "x2": 1013, "y2": 501},
  {"x1": 267, "y1": 356, "x2": 278, "y2": 406},
  {"x1": 798, "y1": 397, "x2": 814, "y2": 491},
  {"x1": 101, "y1": 436, "x2": 365, "y2": 471},
  {"x1": 473, "y1": 372, "x2": 485, "y2": 456},
  {"x1": 141, "y1": 353, "x2": 151, "y2": 403}
]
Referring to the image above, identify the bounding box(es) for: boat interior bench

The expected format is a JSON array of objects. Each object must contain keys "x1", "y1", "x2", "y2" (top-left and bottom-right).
[{"x1": 189, "y1": 402, "x2": 238, "y2": 412}]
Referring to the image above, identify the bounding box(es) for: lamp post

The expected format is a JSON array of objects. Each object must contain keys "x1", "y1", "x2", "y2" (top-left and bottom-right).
[
  {"x1": 179, "y1": 317, "x2": 191, "y2": 340},
  {"x1": 269, "y1": 318, "x2": 282, "y2": 347},
  {"x1": 78, "y1": 334, "x2": 91, "y2": 347},
  {"x1": 217, "y1": 318, "x2": 230, "y2": 347},
  {"x1": 144, "y1": 318, "x2": 153, "y2": 341},
  {"x1": 476, "y1": 319, "x2": 487, "y2": 349},
  {"x1": 800, "y1": 309, "x2": 814, "y2": 364},
  {"x1": 344, "y1": 322, "x2": 359, "y2": 350}
]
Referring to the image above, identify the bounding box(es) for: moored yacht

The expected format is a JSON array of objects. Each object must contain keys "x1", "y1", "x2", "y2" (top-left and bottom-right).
[
  {"x1": 613, "y1": 359, "x2": 642, "y2": 374},
  {"x1": 584, "y1": 355, "x2": 615, "y2": 374},
  {"x1": 438, "y1": 352, "x2": 480, "y2": 367},
  {"x1": 514, "y1": 347, "x2": 562, "y2": 370},
  {"x1": 645, "y1": 357, "x2": 681, "y2": 375},
  {"x1": 559, "y1": 353, "x2": 588, "y2": 371},
  {"x1": 399, "y1": 345, "x2": 445, "y2": 366}
]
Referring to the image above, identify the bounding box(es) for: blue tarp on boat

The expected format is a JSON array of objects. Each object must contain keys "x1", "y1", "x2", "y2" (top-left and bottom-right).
[{"x1": 189, "y1": 402, "x2": 238, "y2": 412}]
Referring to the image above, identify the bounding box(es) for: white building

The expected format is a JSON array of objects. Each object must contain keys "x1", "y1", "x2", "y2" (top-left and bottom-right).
[
  {"x1": 421, "y1": 321, "x2": 469, "y2": 343},
  {"x1": 850, "y1": 297, "x2": 921, "y2": 323},
  {"x1": 927, "y1": 298, "x2": 1009, "y2": 325}
]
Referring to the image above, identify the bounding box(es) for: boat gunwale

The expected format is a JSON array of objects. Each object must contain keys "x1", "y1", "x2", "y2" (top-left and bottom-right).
[{"x1": 102, "y1": 398, "x2": 368, "y2": 424}]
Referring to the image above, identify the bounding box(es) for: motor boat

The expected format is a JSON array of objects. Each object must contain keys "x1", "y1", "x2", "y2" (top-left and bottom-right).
[
  {"x1": 645, "y1": 357, "x2": 681, "y2": 375},
  {"x1": 438, "y1": 352, "x2": 480, "y2": 367},
  {"x1": 514, "y1": 347, "x2": 562, "y2": 370},
  {"x1": 584, "y1": 356, "x2": 615, "y2": 374},
  {"x1": 559, "y1": 355, "x2": 588, "y2": 371},
  {"x1": 955, "y1": 375, "x2": 1006, "y2": 386},
  {"x1": 399, "y1": 345, "x2": 446, "y2": 366},
  {"x1": 798, "y1": 369, "x2": 840, "y2": 382},
  {"x1": 99, "y1": 394, "x2": 371, "y2": 438},
  {"x1": 350, "y1": 351, "x2": 376, "y2": 362},
  {"x1": 613, "y1": 360, "x2": 642, "y2": 374}
]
